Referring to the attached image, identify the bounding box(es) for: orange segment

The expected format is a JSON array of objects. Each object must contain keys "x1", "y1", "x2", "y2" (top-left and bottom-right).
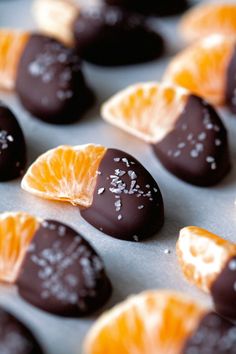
[
  {"x1": 180, "y1": 3, "x2": 236, "y2": 43},
  {"x1": 83, "y1": 290, "x2": 205, "y2": 354},
  {"x1": 21, "y1": 144, "x2": 107, "y2": 207},
  {"x1": 101, "y1": 82, "x2": 189, "y2": 143},
  {"x1": 0, "y1": 30, "x2": 29, "y2": 90},
  {"x1": 176, "y1": 226, "x2": 236, "y2": 293},
  {"x1": 163, "y1": 35, "x2": 236, "y2": 106},
  {"x1": 33, "y1": 0, "x2": 79, "y2": 45},
  {"x1": 0, "y1": 212, "x2": 39, "y2": 283}
]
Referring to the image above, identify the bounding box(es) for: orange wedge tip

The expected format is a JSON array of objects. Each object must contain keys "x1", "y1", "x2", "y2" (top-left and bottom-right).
[
  {"x1": 83, "y1": 290, "x2": 205, "y2": 354},
  {"x1": 101, "y1": 82, "x2": 189, "y2": 144},
  {"x1": 176, "y1": 226, "x2": 236, "y2": 293},
  {"x1": 0, "y1": 211, "x2": 39, "y2": 283},
  {"x1": 180, "y1": 3, "x2": 236, "y2": 43},
  {"x1": 21, "y1": 144, "x2": 107, "y2": 207},
  {"x1": 0, "y1": 29, "x2": 29, "y2": 90},
  {"x1": 163, "y1": 35, "x2": 236, "y2": 106}
]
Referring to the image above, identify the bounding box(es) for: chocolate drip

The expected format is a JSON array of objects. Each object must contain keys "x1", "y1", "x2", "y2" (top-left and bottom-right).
[
  {"x1": 153, "y1": 95, "x2": 231, "y2": 186},
  {"x1": 0, "y1": 102, "x2": 26, "y2": 181},
  {"x1": 81, "y1": 148, "x2": 164, "y2": 241},
  {"x1": 226, "y1": 46, "x2": 236, "y2": 114},
  {"x1": 73, "y1": 6, "x2": 164, "y2": 66},
  {"x1": 211, "y1": 256, "x2": 236, "y2": 321},
  {"x1": 104, "y1": 0, "x2": 188, "y2": 16},
  {"x1": 16, "y1": 34, "x2": 94, "y2": 124},
  {"x1": 0, "y1": 307, "x2": 43, "y2": 354},
  {"x1": 16, "y1": 220, "x2": 112, "y2": 317},
  {"x1": 183, "y1": 312, "x2": 236, "y2": 354}
]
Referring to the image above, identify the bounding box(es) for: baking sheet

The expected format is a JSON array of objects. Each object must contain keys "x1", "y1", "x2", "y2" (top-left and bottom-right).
[{"x1": 0, "y1": 0, "x2": 236, "y2": 353}]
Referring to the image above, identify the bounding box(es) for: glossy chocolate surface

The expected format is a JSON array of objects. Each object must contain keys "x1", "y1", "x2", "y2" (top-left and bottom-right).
[
  {"x1": 104, "y1": 0, "x2": 188, "y2": 16},
  {"x1": 73, "y1": 6, "x2": 164, "y2": 66},
  {"x1": 16, "y1": 220, "x2": 112, "y2": 316},
  {"x1": 0, "y1": 102, "x2": 26, "y2": 181},
  {"x1": 183, "y1": 312, "x2": 236, "y2": 354},
  {"x1": 226, "y1": 46, "x2": 236, "y2": 114},
  {"x1": 0, "y1": 307, "x2": 43, "y2": 354},
  {"x1": 15, "y1": 34, "x2": 94, "y2": 124},
  {"x1": 211, "y1": 256, "x2": 236, "y2": 321},
  {"x1": 153, "y1": 95, "x2": 231, "y2": 186},
  {"x1": 81, "y1": 148, "x2": 164, "y2": 241}
]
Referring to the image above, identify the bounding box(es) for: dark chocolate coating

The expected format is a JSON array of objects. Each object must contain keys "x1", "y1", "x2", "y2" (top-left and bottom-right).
[
  {"x1": 81, "y1": 148, "x2": 164, "y2": 241},
  {"x1": 226, "y1": 45, "x2": 236, "y2": 114},
  {"x1": 0, "y1": 102, "x2": 26, "y2": 181},
  {"x1": 104, "y1": 0, "x2": 188, "y2": 16},
  {"x1": 16, "y1": 220, "x2": 112, "y2": 317},
  {"x1": 0, "y1": 307, "x2": 43, "y2": 354},
  {"x1": 211, "y1": 256, "x2": 236, "y2": 321},
  {"x1": 15, "y1": 34, "x2": 94, "y2": 124},
  {"x1": 73, "y1": 6, "x2": 164, "y2": 66},
  {"x1": 183, "y1": 312, "x2": 236, "y2": 354},
  {"x1": 153, "y1": 95, "x2": 231, "y2": 186}
]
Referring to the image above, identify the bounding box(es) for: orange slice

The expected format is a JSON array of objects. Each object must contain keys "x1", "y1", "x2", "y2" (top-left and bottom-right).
[
  {"x1": 0, "y1": 212, "x2": 39, "y2": 283},
  {"x1": 83, "y1": 290, "x2": 205, "y2": 354},
  {"x1": 176, "y1": 226, "x2": 236, "y2": 293},
  {"x1": 0, "y1": 29, "x2": 29, "y2": 90},
  {"x1": 163, "y1": 35, "x2": 236, "y2": 106},
  {"x1": 180, "y1": 3, "x2": 236, "y2": 43},
  {"x1": 101, "y1": 82, "x2": 189, "y2": 143},
  {"x1": 33, "y1": 0, "x2": 79, "y2": 45},
  {"x1": 21, "y1": 144, "x2": 107, "y2": 207}
]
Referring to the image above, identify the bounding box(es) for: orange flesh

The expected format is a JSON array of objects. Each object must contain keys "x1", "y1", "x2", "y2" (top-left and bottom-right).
[
  {"x1": 177, "y1": 226, "x2": 236, "y2": 293},
  {"x1": 180, "y1": 3, "x2": 236, "y2": 42},
  {"x1": 0, "y1": 212, "x2": 39, "y2": 283},
  {"x1": 0, "y1": 30, "x2": 29, "y2": 90},
  {"x1": 33, "y1": 0, "x2": 78, "y2": 46},
  {"x1": 101, "y1": 82, "x2": 189, "y2": 144},
  {"x1": 84, "y1": 290, "x2": 205, "y2": 354},
  {"x1": 163, "y1": 35, "x2": 236, "y2": 106},
  {"x1": 21, "y1": 144, "x2": 107, "y2": 207}
]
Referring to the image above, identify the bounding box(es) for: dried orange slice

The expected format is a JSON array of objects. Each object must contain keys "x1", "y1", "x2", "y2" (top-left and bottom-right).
[
  {"x1": 0, "y1": 29, "x2": 29, "y2": 90},
  {"x1": 101, "y1": 82, "x2": 189, "y2": 143},
  {"x1": 32, "y1": 0, "x2": 79, "y2": 45},
  {"x1": 176, "y1": 226, "x2": 236, "y2": 293},
  {"x1": 83, "y1": 290, "x2": 205, "y2": 354},
  {"x1": 21, "y1": 144, "x2": 107, "y2": 207},
  {"x1": 0, "y1": 211, "x2": 39, "y2": 283},
  {"x1": 180, "y1": 3, "x2": 236, "y2": 43},
  {"x1": 163, "y1": 35, "x2": 236, "y2": 106}
]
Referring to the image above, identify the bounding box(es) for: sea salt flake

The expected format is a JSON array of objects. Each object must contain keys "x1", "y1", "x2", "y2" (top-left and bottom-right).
[
  {"x1": 122, "y1": 157, "x2": 130, "y2": 167},
  {"x1": 98, "y1": 187, "x2": 105, "y2": 195},
  {"x1": 198, "y1": 132, "x2": 207, "y2": 141},
  {"x1": 128, "y1": 170, "x2": 137, "y2": 179},
  {"x1": 206, "y1": 156, "x2": 215, "y2": 163},
  {"x1": 190, "y1": 150, "x2": 199, "y2": 158}
]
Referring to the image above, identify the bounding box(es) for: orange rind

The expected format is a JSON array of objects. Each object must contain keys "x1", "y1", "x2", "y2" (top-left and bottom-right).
[
  {"x1": 0, "y1": 29, "x2": 29, "y2": 90},
  {"x1": 163, "y1": 34, "x2": 236, "y2": 106},
  {"x1": 21, "y1": 144, "x2": 107, "y2": 207},
  {"x1": 176, "y1": 226, "x2": 236, "y2": 293},
  {"x1": 83, "y1": 290, "x2": 205, "y2": 354},
  {"x1": 0, "y1": 211, "x2": 39, "y2": 283},
  {"x1": 180, "y1": 3, "x2": 236, "y2": 43}
]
